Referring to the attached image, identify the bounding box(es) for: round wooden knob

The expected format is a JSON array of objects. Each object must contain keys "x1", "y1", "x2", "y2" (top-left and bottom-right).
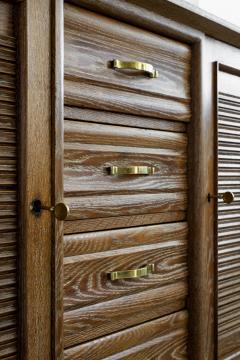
[
  {"x1": 54, "y1": 202, "x2": 70, "y2": 220},
  {"x1": 222, "y1": 191, "x2": 234, "y2": 204}
]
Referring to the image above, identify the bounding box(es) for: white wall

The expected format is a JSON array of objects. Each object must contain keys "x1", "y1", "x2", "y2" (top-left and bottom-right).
[{"x1": 184, "y1": 0, "x2": 240, "y2": 27}]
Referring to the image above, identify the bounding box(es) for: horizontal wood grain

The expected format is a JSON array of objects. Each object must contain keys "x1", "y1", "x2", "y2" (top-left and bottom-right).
[
  {"x1": 0, "y1": 3, "x2": 14, "y2": 39},
  {"x1": 64, "y1": 224, "x2": 187, "y2": 309},
  {"x1": 65, "y1": 80, "x2": 191, "y2": 121},
  {"x1": 64, "y1": 211, "x2": 186, "y2": 234},
  {"x1": 0, "y1": 328, "x2": 16, "y2": 358},
  {"x1": 217, "y1": 79, "x2": 240, "y2": 357},
  {"x1": 64, "y1": 222, "x2": 188, "y2": 256},
  {"x1": 65, "y1": 192, "x2": 187, "y2": 220},
  {"x1": 0, "y1": 4, "x2": 17, "y2": 358},
  {"x1": 64, "y1": 126, "x2": 187, "y2": 197},
  {"x1": 64, "y1": 281, "x2": 187, "y2": 347},
  {"x1": 64, "y1": 121, "x2": 187, "y2": 214},
  {"x1": 64, "y1": 107, "x2": 187, "y2": 132},
  {"x1": 219, "y1": 328, "x2": 240, "y2": 359},
  {"x1": 64, "y1": 120, "x2": 187, "y2": 149},
  {"x1": 64, "y1": 4, "x2": 191, "y2": 102},
  {"x1": 64, "y1": 310, "x2": 188, "y2": 360}
]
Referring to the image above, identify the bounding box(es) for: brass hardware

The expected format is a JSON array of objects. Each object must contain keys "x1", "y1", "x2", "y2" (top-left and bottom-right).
[
  {"x1": 54, "y1": 203, "x2": 70, "y2": 220},
  {"x1": 109, "y1": 166, "x2": 155, "y2": 175},
  {"x1": 112, "y1": 59, "x2": 158, "y2": 78},
  {"x1": 30, "y1": 199, "x2": 70, "y2": 220},
  {"x1": 109, "y1": 264, "x2": 155, "y2": 281},
  {"x1": 208, "y1": 191, "x2": 235, "y2": 204}
]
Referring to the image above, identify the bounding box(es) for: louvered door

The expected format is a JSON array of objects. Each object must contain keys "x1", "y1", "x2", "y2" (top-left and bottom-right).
[
  {"x1": 217, "y1": 66, "x2": 240, "y2": 359},
  {"x1": 0, "y1": 2, "x2": 18, "y2": 358}
]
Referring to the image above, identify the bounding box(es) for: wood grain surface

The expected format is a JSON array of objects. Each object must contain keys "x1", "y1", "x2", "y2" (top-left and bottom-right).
[
  {"x1": 64, "y1": 211, "x2": 186, "y2": 234},
  {"x1": 64, "y1": 107, "x2": 187, "y2": 132},
  {"x1": 64, "y1": 281, "x2": 187, "y2": 347},
  {"x1": 64, "y1": 120, "x2": 187, "y2": 197},
  {"x1": 65, "y1": 80, "x2": 191, "y2": 121},
  {"x1": 0, "y1": 1, "x2": 17, "y2": 358},
  {"x1": 64, "y1": 310, "x2": 188, "y2": 360},
  {"x1": 63, "y1": 223, "x2": 188, "y2": 310},
  {"x1": 18, "y1": 0, "x2": 52, "y2": 359},
  {"x1": 64, "y1": 4, "x2": 191, "y2": 102},
  {"x1": 64, "y1": 119, "x2": 187, "y2": 220},
  {"x1": 62, "y1": 1, "x2": 190, "y2": 356},
  {"x1": 64, "y1": 221, "x2": 188, "y2": 256},
  {"x1": 65, "y1": 192, "x2": 187, "y2": 221}
]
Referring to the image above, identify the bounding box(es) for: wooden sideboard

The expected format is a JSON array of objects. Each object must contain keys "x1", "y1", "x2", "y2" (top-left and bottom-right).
[{"x1": 1, "y1": 0, "x2": 240, "y2": 359}]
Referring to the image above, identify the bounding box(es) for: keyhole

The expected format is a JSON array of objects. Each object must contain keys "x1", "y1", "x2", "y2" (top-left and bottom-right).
[{"x1": 30, "y1": 199, "x2": 42, "y2": 217}]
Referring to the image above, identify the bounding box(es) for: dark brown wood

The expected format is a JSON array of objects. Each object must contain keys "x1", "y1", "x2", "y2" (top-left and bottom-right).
[
  {"x1": 63, "y1": 223, "x2": 187, "y2": 310},
  {"x1": 64, "y1": 107, "x2": 187, "y2": 132},
  {"x1": 0, "y1": 1, "x2": 17, "y2": 359},
  {"x1": 187, "y1": 38, "x2": 215, "y2": 360},
  {"x1": 64, "y1": 221, "x2": 188, "y2": 256},
  {"x1": 67, "y1": 0, "x2": 240, "y2": 49},
  {"x1": 64, "y1": 211, "x2": 186, "y2": 234},
  {"x1": 64, "y1": 310, "x2": 188, "y2": 360},
  {"x1": 51, "y1": 0, "x2": 64, "y2": 359},
  {"x1": 64, "y1": 281, "x2": 187, "y2": 347},
  {"x1": 65, "y1": 80, "x2": 191, "y2": 121},
  {"x1": 65, "y1": 192, "x2": 187, "y2": 221},
  {"x1": 17, "y1": 0, "x2": 52, "y2": 359},
  {"x1": 64, "y1": 4, "x2": 191, "y2": 102}
]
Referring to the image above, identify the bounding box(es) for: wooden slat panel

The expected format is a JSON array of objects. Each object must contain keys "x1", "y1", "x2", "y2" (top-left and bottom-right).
[
  {"x1": 64, "y1": 120, "x2": 187, "y2": 198},
  {"x1": 64, "y1": 223, "x2": 187, "y2": 310},
  {"x1": 65, "y1": 192, "x2": 187, "y2": 221},
  {"x1": 64, "y1": 107, "x2": 187, "y2": 132},
  {"x1": 64, "y1": 120, "x2": 187, "y2": 149},
  {"x1": 64, "y1": 222, "x2": 187, "y2": 256},
  {"x1": 217, "y1": 76, "x2": 240, "y2": 357},
  {"x1": 64, "y1": 311, "x2": 188, "y2": 360},
  {"x1": 64, "y1": 120, "x2": 187, "y2": 219},
  {"x1": 219, "y1": 328, "x2": 240, "y2": 359},
  {"x1": 0, "y1": 2, "x2": 17, "y2": 358},
  {"x1": 64, "y1": 4, "x2": 191, "y2": 102},
  {"x1": 0, "y1": 3, "x2": 14, "y2": 39},
  {"x1": 64, "y1": 211, "x2": 186, "y2": 234},
  {"x1": 65, "y1": 81, "x2": 191, "y2": 121},
  {"x1": 64, "y1": 281, "x2": 187, "y2": 347}
]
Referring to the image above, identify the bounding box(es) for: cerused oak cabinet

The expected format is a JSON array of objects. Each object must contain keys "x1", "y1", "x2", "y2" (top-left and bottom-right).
[{"x1": 1, "y1": 0, "x2": 240, "y2": 359}]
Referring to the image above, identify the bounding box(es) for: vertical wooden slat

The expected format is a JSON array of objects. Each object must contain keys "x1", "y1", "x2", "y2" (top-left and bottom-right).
[
  {"x1": 18, "y1": 0, "x2": 52, "y2": 359},
  {"x1": 52, "y1": 0, "x2": 64, "y2": 359},
  {"x1": 187, "y1": 37, "x2": 215, "y2": 360}
]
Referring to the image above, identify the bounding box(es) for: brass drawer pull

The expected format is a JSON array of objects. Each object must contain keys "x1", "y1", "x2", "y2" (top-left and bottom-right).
[
  {"x1": 109, "y1": 166, "x2": 155, "y2": 175},
  {"x1": 109, "y1": 264, "x2": 155, "y2": 281},
  {"x1": 112, "y1": 59, "x2": 159, "y2": 78}
]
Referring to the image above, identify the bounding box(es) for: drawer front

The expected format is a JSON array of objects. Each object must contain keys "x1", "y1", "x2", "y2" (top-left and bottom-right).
[
  {"x1": 63, "y1": 223, "x2": 188, "y2": 347},
  {"x1": 64, "y1": 311, "x2": 188, "y2": 360},
  {"x1": 64, "y1": 119, "x2": 187, "y2": 221},
  {"x1": 64, "y1": 4, "x2": 191, "y2": 121}
]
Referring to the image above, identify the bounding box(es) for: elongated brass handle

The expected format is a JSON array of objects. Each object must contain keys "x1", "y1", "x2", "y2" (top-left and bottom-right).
[
  {"x1": 109, "y1": 166, "x2": 155, "y2": 175},
  {"x1": 109, "y1": 264, "x2": 155, "y2": 281},
  {"x1": 112, "y1": 59, "x2": 158, "y2": 78},
  {"x1": 208, "y1": 191, "x2": 235, "y2": 204}
]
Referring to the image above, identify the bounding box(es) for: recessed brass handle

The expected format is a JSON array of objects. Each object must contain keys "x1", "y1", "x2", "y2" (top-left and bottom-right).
[
  {"x1": 112, "y1": 59, "x2": 159, "y2": 78},
  {"x1": 109, "y1": 264, "x2": 155, "y2": 281},
  {"x1": 108, "y1": 166, "x2": 155, "y2": 176},
  {"x1": 208, "y1": 191, "x2": 235, "y2": 204}
]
